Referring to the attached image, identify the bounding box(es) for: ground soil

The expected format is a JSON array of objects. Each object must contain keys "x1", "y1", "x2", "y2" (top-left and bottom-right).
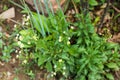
[{"x1": 0, "y1": 1, "x2": 120, "y2": 80}]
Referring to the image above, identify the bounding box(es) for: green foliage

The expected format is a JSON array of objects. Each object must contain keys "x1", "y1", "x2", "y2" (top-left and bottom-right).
[
  {"x1": 74, "y1": 0, "x2": 98, "y2": 6},
  {"x1": 11, "y1": 0, "x2": 120, "y2": 80},
  {"x1": 0, "y1": 32, "x2": 15, "y2": 62},
  {"x1": 89, "y1": 0, "x2": 98, "y2": 6},
  {"x1": 27, "y1": 70, "x2": 35, "y2": 79},
  {"x1": 16, "y1": 11, "x2": 120, "y2": 80},
  {"x1": 0, "y1": 46, "x2": 14, "y2": 62}
]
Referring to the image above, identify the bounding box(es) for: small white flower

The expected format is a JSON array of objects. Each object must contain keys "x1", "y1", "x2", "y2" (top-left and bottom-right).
[
  {"x1": 53, "y1": 72, "x2": 56, "y2": 75},
  {"x1": 70, "y1": 26, "x2": 74, "y2": 29},
  {"x1": 63, "y1": 66, "x2": 66, "y2": 70},
  {"x1": 25, "y1": 22, "x2": 29, "y2": 25},
  {"x1": 20, "y1": 44, "x2": 24, "y2": 48},
  {"x1": 67, "y1": 41, "x2": 70, "y2": 45},
  {"x1": 18, "y1": 41, "x2": 21, "y2": 45},
  {"x1": 15, "y1": 50, "x2": 18, "y2": 53},
  {"x1": 14, "y1": 24, "x2": 17, "y2": 28},
  {"x1": 16, "y1": 55, "x2": 19, "y2": 58},
  {"x1": 63, "y1": 31, "x2": 66, "y2": 34},
  {"x1": 68, "y1": 37, "x2": 71, "y2": 40},
  {"x1": 22, "y1": 21, "x2": 25, "y2": 25},
  {"x1": 58, "y1": 59, "x2": 62, "y2": 62},
  {"x1": 19, "y1": 50, "x2": 21, "y2": 54},
  {"x1": 15, "y1": 36, "x2": 18, "y2": 40},
  {"x1": 33, "y1": 35, "x2": 37, "y2": 40},
  {"x1": 51, "y1": 74, "x2": 54, "y2": 77},
  {"x1": 63, "y1": 72, "x2": 65, "y2": 75},
  {"x1": 71, "y1": 9, "x2": 75, "y2": 14},
  {"x1": 27, "y1": 15, "x2": 30, "y2": 20},
  {"x1": 16, "y1": 34, "x2": 19, "y2": 37},
  {"x1": 7, "y1": 71, "x2": 12, "y2": 77},
  {"x1": 18, "y1": 41, "x2": 24, "y2": 48},
  {"x1": 19, "y1": 36, "x2": 23, "y2": 40},
  {"x1": 23, "y1": 60, "x2": 27, "y2": 64},
  {"x1": 54, "y1": 65, "x2": 57, "y2": 68},
  {"x1": 23, "y1": 14, "x2": 26, "y2": 17},
  {"x1": 59, "y1": 36, "x2": 62, "y2": 42},
  {"x1": 28, "y1": 42, "x2": 31, "y2": 44}
]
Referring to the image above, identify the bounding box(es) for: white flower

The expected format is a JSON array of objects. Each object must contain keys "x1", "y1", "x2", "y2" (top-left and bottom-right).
[
  {"x1": 63, "y1": 72, "x2": 65, "y2": 75},
  {"x1": 58, "y1": 59, "x2": 62, "y2": 62},
  {"x1": 51, "y1": 74, "x2": 54, "y2": 77},
  {"x1": 16, "y1": 34, "x2": 19, "y2": 37},
  {"x1": 63, "y1": 31, "x2": 66, "y2": 34},
  {"x1": 7, "y1": 71, "x2": 11, "y2": 77},
  {"x1": 54, "y1": 65, "x2": 57, "y2": 68},
  {"x1": 63, "y1": 66, "x2": 66, "y2": 70},
  {"x1": 22, "y1": 60, "x2": 27, "y2": 64},
  {"x1": 16, "y1": 55, "x2": 19, "y2": 58},
  {"x1": 71, "y1": 9, "x2": 75, "y2": 14},
  {"x1": 23, "y1": 14, "x2": 26, "y2": 17},
  {"x1": 19, "y1": 50, "x2": 21, "y2": 54},
  {"x1": 15, "y1": 36, "x2": 18, "y2": 40},
  {"x1": 67, "y1": 41, "x2": 70, "y2": 45},
  {"x1": 27, "y1": 15, "x2": 30, "y2": 20},
  {"x1": 28, "y1": 42, "x2": 31, "y2": 44},
  {"x1": 15, "y1": 50, "x2": 18, "y2": 53},
  {"x1": 53, "y1": 72, "x2": 56, "y2": 75},
  {"x1": 22, "y1": 21, "x2": 25, "y2": 25},
  {"x1": 19, "y1": 36, "x2": 23, "y2": 40},
  {"x1": 14, "y1": 24, "x2": 17, "y2": 28},
  {"x1": 59, "y1": 36, "x2": 62, "y2": 42},
  {"x1": 18, "y1": 41, "x2": 21, "y2": 45},
  {"x1": 18, "y1": 41, "x2": 24, "y2": 48},
  {"x1": 70, "y1": 26, "x2": 74, "y2": 29},
  {"x1": 20, "y1": 44, "x2": 24, "y2": 48},
  {"x1": 16, "y1": 34, "x2": 19, "y2": 40},
  {"x1": 25, "y1": 22, "x2": 29, "y2": 25},
  {"x1": 68, "y1": 37, "x2": 71, "y2": 40},
  {"x1": 33, "y1": 35, "x2": 37, "y2": 40}
]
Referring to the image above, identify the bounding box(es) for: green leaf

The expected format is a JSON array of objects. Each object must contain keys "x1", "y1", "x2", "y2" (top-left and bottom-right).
[
  {"x1": 74, "y1": 0, "x2": 80, "y2": 3},
  {"x1": 36, "y1": 39, "x2": 47, "y2": 50},
  {"x1": 45, "y1": 61, "x2": 52, "y2": 72},
  {"x1": 19, "y1": 29, "x2": 33, "y2": 36},
  {"x1": 38, "y1": 55, "x2": 48, "y2": 66},
  {"x1": 89, "y1": 0, "x2": 98, "y2": 6},
  {"x1": 97, "y1": 63, "x2": 104, "y2": 70},
  {"x1": 0, "y1": 39, "x2": 2, "y2": 48},
  {"x1": 106, "y1": 73, "x2": 114, "y2": 80},
  {"x1": 106, "y1": 62, "x2": 119, "y2": 70}
]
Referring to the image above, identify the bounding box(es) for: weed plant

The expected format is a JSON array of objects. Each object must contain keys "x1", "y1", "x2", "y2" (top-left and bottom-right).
[{"x1": 10, "y1": 0, "x2": 120, "y2": 80}]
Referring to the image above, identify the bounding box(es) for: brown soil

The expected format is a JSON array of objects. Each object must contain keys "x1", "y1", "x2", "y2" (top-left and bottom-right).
[{"x1": 0, "y1": 1, "x2": 120, "y2": 80}]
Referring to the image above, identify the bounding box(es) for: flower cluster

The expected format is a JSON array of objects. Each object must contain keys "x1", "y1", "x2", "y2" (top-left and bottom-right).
[{"x1": 22, "y1": 15, "x2": 30, "y2": 26}]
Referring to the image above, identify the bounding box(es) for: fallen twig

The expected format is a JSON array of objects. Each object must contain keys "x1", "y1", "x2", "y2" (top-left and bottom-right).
[
  {"x1": 71, "y1": 0, "x2": 79, "y2": 14},
  {"x1": 110, "y1": 3, "x2": 120, "y2": 13}
]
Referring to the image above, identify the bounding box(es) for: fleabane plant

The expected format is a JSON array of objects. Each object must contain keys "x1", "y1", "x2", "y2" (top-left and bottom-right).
[{"x1": 14, "y1": 0, "x2": 120, "y2": 80}]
